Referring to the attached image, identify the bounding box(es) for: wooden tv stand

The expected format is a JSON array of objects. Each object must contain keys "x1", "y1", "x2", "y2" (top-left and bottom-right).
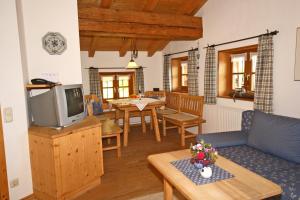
[{"x1": 28, "y1": 117, "x2": 104, "y2": 200}]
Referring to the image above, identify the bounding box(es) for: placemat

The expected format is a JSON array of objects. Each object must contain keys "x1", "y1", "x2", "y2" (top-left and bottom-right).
[{"x1": 171, "y1": 159, "x2": 234, "y2": 185}]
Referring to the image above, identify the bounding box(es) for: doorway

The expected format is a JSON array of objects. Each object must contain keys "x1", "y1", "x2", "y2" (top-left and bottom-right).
[{"x1": 0, "y1": 108, "x2": 9, "y2": 200}]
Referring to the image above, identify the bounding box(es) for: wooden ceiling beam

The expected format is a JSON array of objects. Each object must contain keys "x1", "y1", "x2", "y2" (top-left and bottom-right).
[
  {"x1": 178, "y1": 0, "x2": 207, "y2": 15},
  {"x1": 147, "y1": 40, "x2": 169, "y2": 57},
  {"x1": 99, "y1": 0, "x2": 112, "y2": 8},
  {"x1": 88, "y1": 36, "x2": 98, "y2": 57},
  {"x1": 143, "y1": 0, "x2": 160, "y2": 12},
  {"x1": 119, "y1": 39, "x2": 132, "y2": 57},
  {"x1": 78, "y1": 7, "x2": 202, "y2": 29},
  {"x1": 79, "y1": 20, "x2": 202, "y2": 40}
]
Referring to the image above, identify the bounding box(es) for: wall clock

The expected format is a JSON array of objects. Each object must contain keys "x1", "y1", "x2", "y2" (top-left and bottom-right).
[{"x1": 42, "y1": 32, "x2": 67, "y2": 55}]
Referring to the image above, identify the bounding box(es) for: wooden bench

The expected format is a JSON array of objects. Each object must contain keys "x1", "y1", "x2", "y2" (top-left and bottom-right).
[
  {"x1": 156, "y1": 92, "x2": 181, "y2": 136},
  {"x1": 163, "y1": 95, "x2": 205, "y2": 147},
  {"x1": 101, "y1": 119, "x2": 123, "y2": 158}
]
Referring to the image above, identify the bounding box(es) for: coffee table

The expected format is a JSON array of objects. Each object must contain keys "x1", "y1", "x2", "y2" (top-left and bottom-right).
[{"x1": 148, "y1": 149, "x2": 282, "y2": 200}]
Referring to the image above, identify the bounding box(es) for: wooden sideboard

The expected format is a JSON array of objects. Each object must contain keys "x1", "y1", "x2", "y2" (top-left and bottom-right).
[{"x1": 28, "y1": 117, "x2": 103, "y2": 200}]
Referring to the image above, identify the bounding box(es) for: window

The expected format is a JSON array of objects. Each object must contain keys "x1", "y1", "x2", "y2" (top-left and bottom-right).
[
  {"x1": 218, "y1": 45, "x2": 258, "y2": 100},
  {"x1": 99, "y1": 72, "x2": 134, "y2": 101},
  {"x1": 171, "y1": 56, "x2": 188, "y2": 92}
]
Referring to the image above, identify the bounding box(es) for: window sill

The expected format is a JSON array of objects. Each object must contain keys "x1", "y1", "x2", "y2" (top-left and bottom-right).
[{"x1": 218, "y1": 96, "x2": 254, "y2": 102}]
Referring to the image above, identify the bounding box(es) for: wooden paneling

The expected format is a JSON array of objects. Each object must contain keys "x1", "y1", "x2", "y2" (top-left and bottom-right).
[
  {"x1": 0, "y1": 108, "x2": 9, "y2": 200},
  {"x1": 78, "y1": 7, "x2": 202, "y2": 29},
  {"x1": 29, "y1": 117, "x2": 103, "y2": 199},
  {"x1": 77, "y1": 0, "x2": 207, "y2": 56}
]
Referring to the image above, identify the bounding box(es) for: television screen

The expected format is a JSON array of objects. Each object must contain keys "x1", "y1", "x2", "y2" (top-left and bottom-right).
[{"x1": 65, "y1": 88, "x2": 84, "y2": 117}]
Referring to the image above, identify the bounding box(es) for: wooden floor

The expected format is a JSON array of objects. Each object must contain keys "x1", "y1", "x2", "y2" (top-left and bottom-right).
[{"x1": 75, "y1": 124, "x2": 194, "y2": 200}]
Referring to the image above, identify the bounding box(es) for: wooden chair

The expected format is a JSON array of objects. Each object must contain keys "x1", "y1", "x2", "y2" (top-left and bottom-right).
[
  {"x1": 101, "y1": 119, "x2": 123, "y2": 158},
  {"x1": 144, "y1": 91, "x2": 166, "y2": 99},
  {"x1": 85, "y1": 95, "x2": 116, "y2": 119},
  {"x1": 163, "y1": 95, "x2": 205, "y2": 147},
  {"x1": 156, "y1": 92, "x2": 181, "y2": 136}
]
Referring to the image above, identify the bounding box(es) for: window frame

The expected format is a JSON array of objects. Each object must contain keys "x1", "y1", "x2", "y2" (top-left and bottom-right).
[
  {"x1": 218, "y1": 45, "x2": 258, "y2": 101},
  {"x1": 171, "y1": 56, "x2": 188, "y2": 93},
  {"x1": 99, "y1": 72, "x2": 135, "y2": 102}
]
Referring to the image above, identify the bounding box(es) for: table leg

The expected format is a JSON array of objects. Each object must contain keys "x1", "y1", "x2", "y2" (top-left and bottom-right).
[
  {"x1": 164, "y1": 179, "x2": 173, "y2": 200},
  {"x1": 123, "y1": 109, "x2": 129, "y2": 147},
  {"x1": 141, "y1": 111, "x2": 146, "y2": 134},
  {"x1": 151, "y1": 107, "x2": 161, "y2": 142}
]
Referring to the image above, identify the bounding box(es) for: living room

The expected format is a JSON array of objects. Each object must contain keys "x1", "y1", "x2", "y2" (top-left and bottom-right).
[{"x1": 0, "y1": 0, "x2": 300, "y2": 200}]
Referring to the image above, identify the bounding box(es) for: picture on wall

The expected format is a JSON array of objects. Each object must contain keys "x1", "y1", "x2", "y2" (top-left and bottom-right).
[{"x1": 295, "y1": 27, "x2": 300, "y2": 80}]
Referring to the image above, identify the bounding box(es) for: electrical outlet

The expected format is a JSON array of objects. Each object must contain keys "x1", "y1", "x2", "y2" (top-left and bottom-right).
[
  {"x1": 10, "y1": 178, "x2": 19, "y2": 188},
  {"x1": 3, "y1": 107, "x2": 13, "y2": 123}
]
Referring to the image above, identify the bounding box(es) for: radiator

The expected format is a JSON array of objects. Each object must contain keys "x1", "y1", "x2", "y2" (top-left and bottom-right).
[
  {"x1": 187, "y1": 105, "x2": 247, "y2": 134},
  {"x1": 202, "y1": 105, "x2": 246, "y2": 133}
]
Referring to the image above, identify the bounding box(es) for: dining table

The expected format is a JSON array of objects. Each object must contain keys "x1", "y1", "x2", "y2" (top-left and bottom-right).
[{"x1": 110, "y1": 98, "x2": 165, "y2": 147}]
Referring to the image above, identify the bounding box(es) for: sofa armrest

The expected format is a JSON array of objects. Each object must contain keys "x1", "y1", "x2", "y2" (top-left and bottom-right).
[{"x1": 196, "y1": 131, "x2": 248, "y2": 148}]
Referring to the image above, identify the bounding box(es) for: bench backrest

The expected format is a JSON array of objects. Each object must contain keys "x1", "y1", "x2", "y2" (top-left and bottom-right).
[
  {"x1": 180, "y1": 95, "x2": 204, "y2": 117},
  {"x1": 165, "y1": 92, "x2": 181, "y2": 111},
  {"x1": 144, "y1": 91, "x2": 166, "y2": 98}
]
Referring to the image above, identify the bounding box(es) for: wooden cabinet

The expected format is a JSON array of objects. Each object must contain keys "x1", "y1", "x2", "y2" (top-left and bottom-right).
[{"x1": 29, "y1": 117, "x2": 103, "y2": 200}]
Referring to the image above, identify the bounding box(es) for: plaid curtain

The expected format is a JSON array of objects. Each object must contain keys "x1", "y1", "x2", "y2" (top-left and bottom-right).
[
  {"x1": 187, "y1": 50, "x2": 199, "y2": 96},
  {"x1": 89, "y1": 68, "x2": 102, "y2": 101},
  {"x1": 163, "y1": 55, "x2": 171, "y2": 92},
  {"x1": 135, "y1": 67, "x2": 144, "y2": 94},
  {"x1": 204, "y1": 46, "x2": 217, "y2": 104},
  {"x1": 254, "y1": 35, "x2": 274, "y2": 113}
]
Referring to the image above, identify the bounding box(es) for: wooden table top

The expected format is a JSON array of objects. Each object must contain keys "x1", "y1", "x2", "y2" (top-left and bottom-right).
[
  {"x1": 110, "y1": 98, "x2": 164, "y2": 109},
  {"x1": 148, "y1": 149, "x2": 282, "y2": 200}
]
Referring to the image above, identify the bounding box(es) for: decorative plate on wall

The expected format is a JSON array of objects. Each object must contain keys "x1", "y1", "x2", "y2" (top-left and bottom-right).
[{"x1": 42, "y1": 32, "x2": 67, "y2": 55}]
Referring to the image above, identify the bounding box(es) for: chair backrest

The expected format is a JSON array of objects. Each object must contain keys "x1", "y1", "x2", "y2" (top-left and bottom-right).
[
  {"x1": 241, "y1": 110, "x2": 254, "y2": 132},
  {"x1": 84, "y1": 94, "x2": 101, "y2": 103},
  {"x1": 165, "y1": 92, "x2": 181, "y2": 111},
  {"x1": 144, "y1": 91, "x2": 166, "y2": 98},
  {"x1": 180, "y1": 95, "x2": 204, "y2": 117}
]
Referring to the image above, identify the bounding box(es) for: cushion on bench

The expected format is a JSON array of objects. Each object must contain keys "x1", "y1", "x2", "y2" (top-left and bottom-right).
[
  {"x1": 218, "y1": 145, "x2": 300, "y2": 200},
  {"x1": 248, "y1": 110, "x2": 300, "y2": 163},
  {"x1": 196, "y1": 131, "x2": 248, "y2": 148}
]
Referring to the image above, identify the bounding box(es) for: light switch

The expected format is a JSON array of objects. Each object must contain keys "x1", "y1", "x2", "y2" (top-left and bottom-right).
[{"x1": 3, "y1": 107, "x2": 13, "y2": 123}]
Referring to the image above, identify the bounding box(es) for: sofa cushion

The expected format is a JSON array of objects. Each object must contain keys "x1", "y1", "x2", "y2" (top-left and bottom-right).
[
  {"x1": 218, "y1": 145, "x2": 300, "y2": 200},
  {"x1": 247, "y1": 110, "x2": 300, "y2": 163},
  {"x1": 241, "y1": 110, "x2": 254, "y2": 133},
  {"x1": 196, "y1": 131, "x2": 248, "y2": 148}
]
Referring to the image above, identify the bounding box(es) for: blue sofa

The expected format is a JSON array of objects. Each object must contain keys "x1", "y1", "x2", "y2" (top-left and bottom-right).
[{"x1": 197, "y1": 110, "x2": 300, "y2": 200}]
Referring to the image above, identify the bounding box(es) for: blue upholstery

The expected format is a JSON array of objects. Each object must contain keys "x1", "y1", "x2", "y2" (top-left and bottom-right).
[
  {"x1": 196, "y1": 131, "x2": 248, "y2": 148},
  {"x1": 218, "y1": 145, "x2": 300, "y2": 200},
  {"x1": 92, "y1": 101, "x2": 103, "y2": 115},
  {"x1": 241, "y1": 110, "x2": 254, "y2": 132},
  {"x1": 195, "y1": 110, "x2": 300, "y2": 199},
  {"x1": 248, "y1": 110, "x2": 300, "y2": 163}
]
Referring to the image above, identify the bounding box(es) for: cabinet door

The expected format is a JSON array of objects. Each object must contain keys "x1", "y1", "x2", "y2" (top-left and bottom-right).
[{"x1": 54, "y1": 127, "x2": 103, "y2": 196}]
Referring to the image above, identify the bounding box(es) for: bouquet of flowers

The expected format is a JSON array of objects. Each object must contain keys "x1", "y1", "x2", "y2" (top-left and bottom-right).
[{"x1": 190, "y1": 140, "x2": 218, "y2": 168}]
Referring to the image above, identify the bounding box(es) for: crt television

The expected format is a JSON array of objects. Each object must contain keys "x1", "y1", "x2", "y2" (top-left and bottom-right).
[{"x1": 30, "y1": 84, "x2": 86, "y2": 127}]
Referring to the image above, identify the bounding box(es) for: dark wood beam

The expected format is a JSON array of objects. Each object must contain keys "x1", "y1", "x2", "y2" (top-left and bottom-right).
[
  {"x1": 99, "y1": 0, "x2": 112, "y2": 8},
  {"x1": 147, "y1": 40, "x2": 169, "y2": 57},
  {"x1": 143, "y1": 0, "x2": 160, "y2": 12},
  {"x1": 79, "y1": 20, "x2": 202, "y2": 40},
  {"x1": 78, "y1": 7, "x2": 202, "y2": 29},
  {"x1": 80, "y1": 31, "x2": 176, "y2": 40},
  {"x1": 88, "y1": 36, "x2": 98, "y2": 57},
  {"x1": 119, "y1": 39, "x2": 132, "y2": 57}
]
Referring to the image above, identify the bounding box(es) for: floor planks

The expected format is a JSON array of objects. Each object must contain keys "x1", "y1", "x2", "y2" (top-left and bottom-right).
[{"x1": 75, "y1": 125, "x2": 194, "y2": 200}]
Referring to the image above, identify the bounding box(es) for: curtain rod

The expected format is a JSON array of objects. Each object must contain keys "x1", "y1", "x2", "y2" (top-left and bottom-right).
[
  {"x1": 204, "y1": 30, "x2": 279, "y2": 49},
  {"x1": 164, "y1": 48, "x2": 198, "y2": 57}
]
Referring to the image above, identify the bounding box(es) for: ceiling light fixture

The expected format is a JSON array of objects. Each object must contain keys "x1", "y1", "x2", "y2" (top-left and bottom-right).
[{"x1": 126, "y1": 39, "x2": 140, "y2": 69}]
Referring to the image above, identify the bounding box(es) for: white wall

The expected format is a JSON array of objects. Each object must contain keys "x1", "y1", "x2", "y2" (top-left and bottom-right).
[
  {"x1": 165, "y1": 0, "x2": 300, "y2": 123},
  {"x1": 0, "y1": 0, "x2": 32, "y2": 199},
  {"x1": 20, "y1": 0, "x2": 82, "y2": 85},
  {"x1": 81, "y1": 51, "x2": 163, "y2": 95}
]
